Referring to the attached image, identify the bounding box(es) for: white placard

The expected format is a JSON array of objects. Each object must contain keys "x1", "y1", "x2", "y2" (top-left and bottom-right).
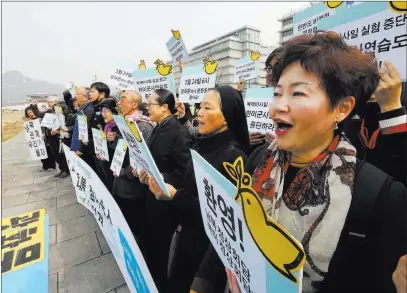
[
  {"x1": 91, "y1": 128, "x2": 109, "y2": 161},
  {"x1": 40, "y1": 113, "x2": 58, "y2": 130},
  {"x1": 78, "y1": 115, "x2": 89, "y2": 143},
  {"x1": 233, "y1": 56, "x2": 260, "y2": 82},
  {"x1": 109, "y1": 68, "x2": 135, "y2": 90},
  {"x1": 166, "y1": 30, "x2": 189, "y2": 65},
  {"x1": 24, "y1": 119, "x2": 48, "y2": 160},
  {"x1": 54, "y1": 105, "x2": 66, "y2": 129},
  {"x1": 179, "y1": 64, "x2": 217, "y2": 103},
  {"x1": 110, "y1": 139, "x2": 127, "y2": 175},
  {"x1": 244, "y1": 88, "x2": 275, "y2": 134}
]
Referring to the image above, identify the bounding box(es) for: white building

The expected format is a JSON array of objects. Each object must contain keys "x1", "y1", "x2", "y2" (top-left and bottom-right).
[
  {"x1": 278, "y1": 3, "x2": 312, "y2": 46},
  {"x1": 168, "y1": 26, "x2": 276, "y2": 94}
]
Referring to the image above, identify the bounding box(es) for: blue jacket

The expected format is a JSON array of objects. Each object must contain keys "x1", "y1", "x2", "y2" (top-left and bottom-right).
[{"x1": 70, "y1": 118, "x2": 80, "y2": 152}]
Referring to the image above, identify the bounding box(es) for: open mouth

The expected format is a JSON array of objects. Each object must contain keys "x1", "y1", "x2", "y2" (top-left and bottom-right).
[{"x1": 274, "y1": 120, "x2": 293, "y2": 136}]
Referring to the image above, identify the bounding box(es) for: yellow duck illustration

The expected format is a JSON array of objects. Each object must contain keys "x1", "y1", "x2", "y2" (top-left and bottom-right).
[
  {"x1": 171, "y1": 29, "x2": 181, "y2": 40},
  {"x1": 325, "y1": 1, "x2": 343, "y2": 8},
  {"x1": 250, "y1": 50, "x2": 261, "y2": 61},
  {"x1": 125, "y1": 117, "x2": 142, "y2": 142},
  {"x1": 80, "y1": 110, "x2": 87, "y2": 123},
  {"x1": 223, "y1": 157, "x2": 305, "y2": 284},
  {"x1": 154, "y1": 59, "x2": 172, "y2": 76},
  {"x1": 203, "y1": 56, "x2": 218, "y2": 75},
  {"x1": 97, "y1": 124, "x2": 106, "y2": 140},
  {"x1": 138, "y1": 60, "x2": 146, "y2": 70},
  {"x1": 122, "y1": 141, "x2": 128, "y2": 151},
  {"x1": 389, "y1": 1, "x2": 407, "y2": 13}
]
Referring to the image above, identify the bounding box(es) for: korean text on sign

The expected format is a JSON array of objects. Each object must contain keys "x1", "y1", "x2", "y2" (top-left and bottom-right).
[
  {"x1": 234, "y1": 57, "x2": 260, "y2": 82},
  {"x1": 179, "y1": 65, "x2": 217, "y2": 103},
  {"x1": 24, "y1": 119, "x2": 48, "y2": 160},
  {"x1": 40, "y1": 113, "x2": 58, "y2": 130},
  {"x1": 91, "y1": 128, "x2": 109, "y2": 161},
  {"x1": 133, "y1": 67, "x2": 176, "y2": 101},
  {"x1": 1, "y1": 209, "x2": 46, "y2": 274},
  {"x1": 318, "y1": 2, "x2": 407, "y2": 80},
  {"x1": 110, "y1": 138, "x2": 127, "y2": 175},
  {"x1": 166, "y1": 34, "x2": 189, "y2": 65},
  {"x1": 109, "y1": 68, "x2": 135, "y2": 90},
  {"x1": 244, "y1": 88, "x2": 275, "y2": 134},
  {"x1": 54, "y1": 105, "x2": 66, "y2": 129},
  {"x1": 78, "y1": 114, "x2": 89, "y2": 143},
  {"x1": 191, "y1": 151, "x2": 268, "y2": 293}
]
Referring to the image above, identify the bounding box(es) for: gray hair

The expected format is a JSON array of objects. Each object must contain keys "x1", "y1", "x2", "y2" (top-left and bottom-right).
[{"x1": 47, "y1": 96, "x2": 59, "y2": 103}]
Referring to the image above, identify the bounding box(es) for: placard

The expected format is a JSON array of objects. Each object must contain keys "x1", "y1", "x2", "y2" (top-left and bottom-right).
[
  {"x1": 91, "y1": 128, "x2": 109, "y2": 161},
  {"x1": 245, "y1": 88, "x2": 275, "y2": 134},
  {"x1": 65, "y1": 150, "x2": 158, "y2": 293},
  {"x1": 78, "y1": 114, "x2": 89, "y2": 143},
  {"x1": 166, "y1": 29, "x2": 189, "y2": 65},
  {"x1": 109, "y1": 67, "x2": 135, "y2": 90},
  {"x1": 132, "y1": 60, "x2": 176, "y2": 101},
  {"x1": 54, "y1": 105, "x2": 66, "y2": 129},
  {"x1": 233, "y1": 54, "x2": 260, "y2": 82},
  {"x1": 24, "y1": 119, "x2": 48, "y2": 160},
  {"x1": 1, "y1": 210, "x2": 49, "y2": 293},
  {"x1": 178, "y1": 58, "x2": 218, "y2": 103},
  {"x1": 191, "y1": 151, "x2": 305, "y2": 293},
  {"x1": 318, "y1": 1, "x2": 407, "y2": 80},
  {"x1": 110, "y1": 139, "x2": 127, "y2": 175},
  {"x1": 40, "y1": 113, "x2": 58, "y2": 130},
  {"x1": 113, "y1": 115, "x2": 170, "y2": 197}
]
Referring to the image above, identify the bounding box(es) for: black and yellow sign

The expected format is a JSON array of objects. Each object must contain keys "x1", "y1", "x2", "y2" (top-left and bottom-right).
[{"x1": 1, "y1": 209, "x2": 45, "y2": 274}]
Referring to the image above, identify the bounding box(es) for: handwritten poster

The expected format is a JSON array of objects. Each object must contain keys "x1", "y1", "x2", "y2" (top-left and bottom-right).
[
  {"x1": 91, "y1": 128, "x2": 109, "y2": 161},
  {"x1": 40, "y1": 113, "x2": 58, "y2": 130},
  {"x1": 24, "y1": 119, "x2": 48, "y2": 160}
]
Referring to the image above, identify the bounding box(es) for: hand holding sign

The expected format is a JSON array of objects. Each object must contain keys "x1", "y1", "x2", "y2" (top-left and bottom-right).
[
  {"x1": 148, "y1": 177, "x2": 177, "y2": 200},
  {"x1": 375, "y1": 61, "x2": 402, "y2": 113}
]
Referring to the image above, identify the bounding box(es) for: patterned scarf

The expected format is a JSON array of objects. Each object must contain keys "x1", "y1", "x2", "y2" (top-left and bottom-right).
[{"x1": 252, "y1": 134, "x2": 356, "y2": 292}]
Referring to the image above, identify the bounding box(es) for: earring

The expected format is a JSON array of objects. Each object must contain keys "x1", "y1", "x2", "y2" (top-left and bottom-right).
[{"x1": 334, "y1": 121, "x2": 338, "y2": 130}]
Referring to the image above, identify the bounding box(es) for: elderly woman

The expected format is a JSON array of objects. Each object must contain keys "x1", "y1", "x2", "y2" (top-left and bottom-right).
[{"x1": 217, "y1": 32, "x2": 407, "y2": 293}]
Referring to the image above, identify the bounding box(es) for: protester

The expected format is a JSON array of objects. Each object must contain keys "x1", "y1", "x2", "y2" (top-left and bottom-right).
[
  {"x1": 73, "y1": 86, "x2": 98, "y2": 172},
  {"x1": 93, "y1": 98, "x2": 119, "y2": 191},
  {"x1": 199, "y1": 32, "x2": 407, "y2": 293},
  {"x1": 24, "y1": 104, "x2": 56, "y2": 171},
  {"x1": 147, "y1": 85, "x2": 250, "y2": 292},
  {"x1": 138, "y1": 88, "x2": 193, "y2": 290},
  {"x1": 59, "y1": 90, "x2": 77, "y2": 148},
  {"x1": 343, "y1": 61, "x2": 406, "y2": 187},
  {"x1": 248, "y1": 47, "x2": 283, "y2": 151},
  {"x1": 111, "y1": 90, "x2": 155, "y2": 249}
]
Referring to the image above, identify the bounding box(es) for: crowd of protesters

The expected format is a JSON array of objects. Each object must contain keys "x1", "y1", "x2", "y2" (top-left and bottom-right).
[{"x1": 24, "y1": 31, "x2": 406, "y2": 293}]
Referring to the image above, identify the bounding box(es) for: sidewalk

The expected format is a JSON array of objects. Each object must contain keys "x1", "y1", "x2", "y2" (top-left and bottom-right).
[{"x1": 1, "y1": 132, "x2": 130, "y2": 293}]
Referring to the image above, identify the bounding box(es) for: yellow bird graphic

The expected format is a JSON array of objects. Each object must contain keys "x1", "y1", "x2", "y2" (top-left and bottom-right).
[
  {"x1": 138, "y1": 60, "x2": 146, "y2": 70},
  {"x1": 122, "y1": 141, "x2": 128, "y2": 151},
  {"x1": 125, "y1": 117, "x2": 142, "y2": 142},
  {"x1": 171, "y1": 29, "x2": 181, "y2": 40},
  {"x1": 250, "y1": 50, "x2": 261, "y2": 61},
  {"x1": 325, "y1": 1, "x2": 343, "y2": 8},
  {"x1": 389, "y1": 1, "x2": 407, "y2": 13},
  {"x1": 80, "y1": 110, "x2": 87, "y2": 123},
  {"x1": 223, "y1": 157, "x2": 305, "y2": 284},
  {"x1": 203, "y1": 56, "x2": 218, "y2": 75},
  {"x1": 154, "y1": 59, "x2": 172, "y2": 76},
  {"x1": 97, "y1": 124, "x2": 106, "y2": 140}
]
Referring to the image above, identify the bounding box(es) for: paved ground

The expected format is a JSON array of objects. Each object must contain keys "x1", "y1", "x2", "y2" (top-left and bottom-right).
[{"x1": 1, "y1": 132, "x2": 130, "y2": 293}]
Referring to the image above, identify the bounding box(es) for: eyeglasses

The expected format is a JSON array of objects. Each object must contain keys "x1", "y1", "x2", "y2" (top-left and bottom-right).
[{"x1": 145, "y1": 102, "x2": 161, "y2": 108}]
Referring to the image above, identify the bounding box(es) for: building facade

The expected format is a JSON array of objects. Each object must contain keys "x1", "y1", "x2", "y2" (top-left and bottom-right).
[
  {"x1": 168, "y1": 26, "x2": 276, "y2": 94},
  {"x1": 277, "y1": 3, "x2": 312, "y2": 46}
]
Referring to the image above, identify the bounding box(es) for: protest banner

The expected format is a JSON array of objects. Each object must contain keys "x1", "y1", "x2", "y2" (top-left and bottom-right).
[
  {"x1": 132, "y1": 60, "x2": 176, "y2": 101},
  {"x1": 40, "y1": 113, "x2": 58, "y2": 129},
  {"x1": 91, "y1": 128, "x2": 109, "y2": 161},
  {"x1": 233, "y1": 54, "x2": 260, "y2": 82},
  {"x1": 293, "y1": 2, "x2": 361, "y2": 36},
  {"x1": 24, "y1": 119, "x2": 48, "y2": 160},
  {"x1": 113, "y1": 114, "x2": 171, "y2": 197},
  {"x1": 166, "y1": 29, "x2": 189, "y2": 66},
  {"x1": 109, "y1": 67, "x2": 136, "y2": 90},
  {"x1": 318, "y1": 1, "x2": 407, "y2": 80},
  {"x1": 178, "y1": 57, "x2": 218, "y2": 103},
  {"x1": 54, "y1": 105, "x2": 66, "y2": 129},
  {"x1": 65, "y1": 150, "x2": 158, "y2": 293},
  {"x1": 110, "y1": 138, "x2": 127, "y2": 175},
  {"x1": 2, "y1": 209, "x2": 50, "y2": 293},
  {"x1": 244, "y1": 88, "x2": 275, "y2": 134},
  {"x1": 191, "y1": 151, "x2": 305, "y2": 293},
  {"x1": 78, "y1": 113, "x2": 89, "y2": 142}
]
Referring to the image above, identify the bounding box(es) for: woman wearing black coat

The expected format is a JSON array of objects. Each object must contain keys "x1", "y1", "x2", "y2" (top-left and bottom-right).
[
  {"x1": 147, "y1": 86, "x2": 251, "y2": 293},
  {"x1": 138, "y1": 89, "x2": 193, "y2": 291}
]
